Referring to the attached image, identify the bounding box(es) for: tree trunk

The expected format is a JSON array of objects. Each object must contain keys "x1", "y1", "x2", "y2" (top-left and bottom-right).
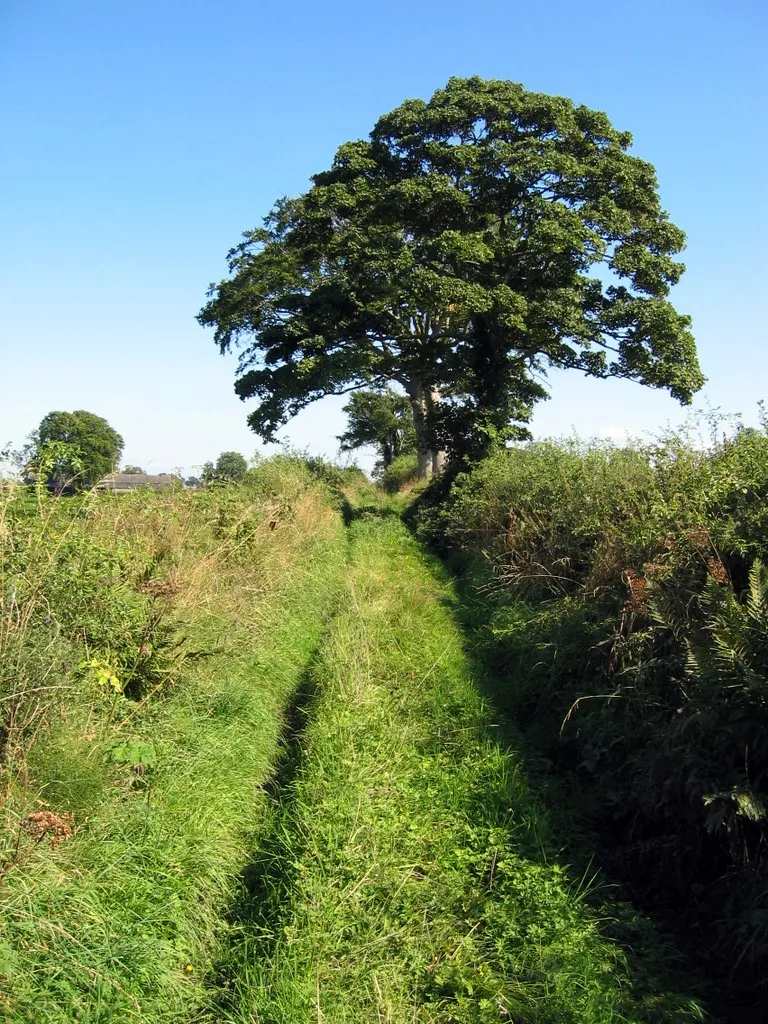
[
  {"x1": 432, "y1": 449, "x2": 447, "y2": 475},
  {"x1": 406, "y1": 381, "x2": 447, "y2": 479},
  {"x1": 428, "y1": 386, "x2": 448, "y2": 477},
  {"x1": 407, "y1": 381, "x2": 431, "y2": 477}
]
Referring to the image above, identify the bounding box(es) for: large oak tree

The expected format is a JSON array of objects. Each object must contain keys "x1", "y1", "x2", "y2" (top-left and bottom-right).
[{"x1": 199, "y1": 77, "x2": 704, "y2": 476}]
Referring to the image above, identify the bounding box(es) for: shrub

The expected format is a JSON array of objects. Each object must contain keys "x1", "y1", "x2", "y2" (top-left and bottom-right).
[
  {"x1": 380, "y1": 453, "x2": 419, "y2": 494},
  {"x1": 0, "y1": 457, "x2": 339, "y2": 806},
  {"x1": 418, "y1": 420, "x2": 768, "y2": 997}
]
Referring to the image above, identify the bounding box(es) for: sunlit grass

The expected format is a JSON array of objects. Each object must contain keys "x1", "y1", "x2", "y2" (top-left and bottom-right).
[
  {"x1": 0, "y1": 469, "x2": 711, "y2": 1022},
  {"x1": 204, "y1": 515, "x2": 706, "y2": 1023}
]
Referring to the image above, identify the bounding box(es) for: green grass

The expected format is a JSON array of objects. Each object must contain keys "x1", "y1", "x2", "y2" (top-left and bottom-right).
[
  {"x1": 1, "y1": 470, "x2": 714, "y2": 1022},
  {"x1": 202, "y1": 514, "x2": 707, "y2": 1023},
  {"x1": 412, "y1": 429, "x2": 768, "y2": 1011},
  {"x1": 0, "y1": 488, "x2": 347, "y2": 1021}
]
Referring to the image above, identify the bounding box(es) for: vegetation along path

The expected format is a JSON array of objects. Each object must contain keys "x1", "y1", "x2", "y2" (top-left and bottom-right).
[
  {"x1": 199, "y1": 510, "x2": 707, "y2": 1024},
  {"x1": 1, "y1": 475, "x2": 711, "y2": 1022}
]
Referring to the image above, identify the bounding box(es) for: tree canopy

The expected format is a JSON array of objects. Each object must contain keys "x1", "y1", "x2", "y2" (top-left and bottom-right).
[
  {"x1": 122, "y1": 464, "x2": 145, "y2": 474},
  {"x1": 216, "y1": 451, "x2": 248, "y2": 480},
  {"x1": 202, "y1": 451, "x2": 249, "y2": 484},
  {"x1": 31, "y1": 410, "x2": 124, "y2": 490},
  {"x1": 199, "y1": 76, "x2": 704, "y2": 476},
  {"x1": 338, "y1": 388, "x2": 416, "y2": 468}
]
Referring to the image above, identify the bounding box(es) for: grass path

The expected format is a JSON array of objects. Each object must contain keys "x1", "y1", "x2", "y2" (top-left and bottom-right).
[{"x1": 201, "y1": 514, "x2": 707, "y2": 1024}]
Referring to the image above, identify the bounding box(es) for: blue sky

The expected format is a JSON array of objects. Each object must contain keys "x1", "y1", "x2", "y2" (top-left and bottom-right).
[{"x1": 1, "y1": 0, "x2": 765, "y2": 474}]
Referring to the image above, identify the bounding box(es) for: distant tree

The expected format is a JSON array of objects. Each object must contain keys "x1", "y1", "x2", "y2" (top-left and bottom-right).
[
  {"x1": 30, "y1": 410, "x2": 124, "y2": 490},
  {"x1": 200, "y1": 76, "x2": 703, "y2": 478},
  {"x1": 185, "y1": 476, "x2": 201, "y2": 488},
  {"x1": 215, "y1": 451, "x2": 248, "y2": 481},
  {"x1": 201, "y1": 452, "x2": 248, "y2": 484},
  {"x1": 338, "y1": 388, "x2": 416, "y2": 468},
  {"x1": 122, "y1": 464, "x2": 144, "y2": 474}
]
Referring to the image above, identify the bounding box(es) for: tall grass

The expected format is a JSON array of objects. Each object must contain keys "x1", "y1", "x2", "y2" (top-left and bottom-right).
[
  {"x1": 380, "y1": 452, "x2": 420, "y2": 493},
  {"x1": 0, "y1": 458, "x2": 348, "y2": 1019}
]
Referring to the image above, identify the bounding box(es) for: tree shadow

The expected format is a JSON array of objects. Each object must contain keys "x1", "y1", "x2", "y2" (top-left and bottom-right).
[
  {"x1": 195, "y1": 655, "x2": 322, "y2": 1019},
  {"x1": 425, "y1": 544, "x2": 768, "y2": 1022},
  {"x1": 340, "y1": 497, "x2": 402, "y2": 527}
]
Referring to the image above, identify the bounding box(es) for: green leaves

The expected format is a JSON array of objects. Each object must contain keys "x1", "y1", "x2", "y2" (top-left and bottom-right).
[
  {"x1": 337, "y1": 387, "x2": 416, "y2": 469},
  {"x1": 109, "y1": 740, "x2": 157, "y2": 770},
  {"x1": 200, "y1": 76, "x2": 703, "y2": 466},
  {"x1": 30, "y1": 410, "x2": 124, "y2": 490},
  {"x1": 212, "y1": 451, "x2": 248, "y2": 482}
]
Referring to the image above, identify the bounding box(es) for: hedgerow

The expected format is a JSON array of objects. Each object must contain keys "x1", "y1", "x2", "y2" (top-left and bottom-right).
[{"x1": 415, "y1": 415, "x2": 768, "y2": 1007}]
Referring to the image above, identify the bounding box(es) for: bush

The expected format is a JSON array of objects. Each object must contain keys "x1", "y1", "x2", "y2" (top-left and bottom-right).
[
  {"x1": 431, "y1": 440, "x2": 660, "y2": 597},
  {"x1": 0, "y1": 458, "x2": 339, "y2": 801},
  {"x1": 380, "y1": 453, "x2": 419, "y2": 494},
  {"x1": 417, "y1": 421, "x2": 768, "y2": 997}
]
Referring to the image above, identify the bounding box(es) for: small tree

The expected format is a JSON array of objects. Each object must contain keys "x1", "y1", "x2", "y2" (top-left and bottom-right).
[
  {"x1": 30, "y1": 411, "x2": 124, "y2": 490},
  {"x1": 338, "y1": 388, "x2": 416, "y2": 469},
  {"x1": 122, "y1": 464, "x2": 144, "y2": 474},
  {"x1": 202, "y1": 452, "x2": 248, "y2": 484}
]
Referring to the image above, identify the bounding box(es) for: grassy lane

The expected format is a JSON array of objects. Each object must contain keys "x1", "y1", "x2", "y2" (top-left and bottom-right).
[
  {"x1": 203, "y1": 514, "x2": 708, "y2": 1024},
  {"x1": 0, "y1": 484, "x2": 347, "y2": 1022}
]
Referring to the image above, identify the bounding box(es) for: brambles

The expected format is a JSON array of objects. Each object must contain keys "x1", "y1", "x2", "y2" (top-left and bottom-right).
[{"x1": 416, "y1": 417, "x2": 768, "y2": 1004}]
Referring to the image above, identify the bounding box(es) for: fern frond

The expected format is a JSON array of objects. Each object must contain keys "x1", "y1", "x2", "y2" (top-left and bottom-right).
[{"x1": 746, "y1": 560, "x2": 768, "y2": 625}]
